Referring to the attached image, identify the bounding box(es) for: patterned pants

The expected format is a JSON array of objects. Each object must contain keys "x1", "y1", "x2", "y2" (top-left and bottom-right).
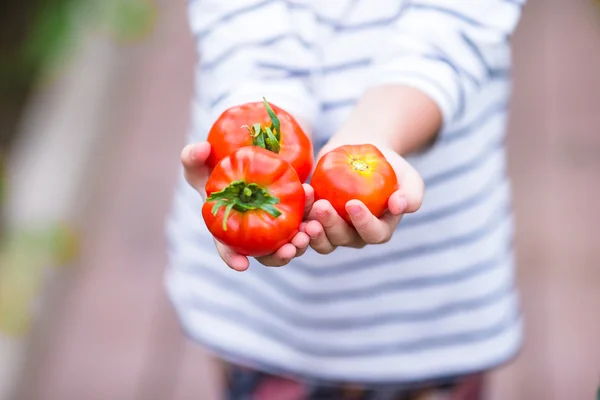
[{"x1": 224, "y1": 363, "x2": 485, "y2": 400}]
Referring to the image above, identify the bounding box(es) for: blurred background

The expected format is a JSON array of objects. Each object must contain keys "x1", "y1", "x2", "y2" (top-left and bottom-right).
[{"x1": 0, "y1": 0, "x2": 599, "y2": 399}]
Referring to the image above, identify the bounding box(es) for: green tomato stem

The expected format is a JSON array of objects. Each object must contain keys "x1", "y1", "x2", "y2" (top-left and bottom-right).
[
  {"x1": 243, "y1": 98, "x2": 282, "y2": 154},
  {"x1": 207, "y1": 180, "x2": 281, "y2": 231}
]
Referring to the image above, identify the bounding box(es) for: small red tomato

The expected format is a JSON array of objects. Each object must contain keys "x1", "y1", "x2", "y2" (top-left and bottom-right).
[
  {"x1": 207, "y1": 98, "x2": 314, "y2": 183},
  {"x1": 311, "y1": 144, "x2": 398, "y2": 225},
  {"x1": 203, "y1": 146, "x2": 305, "y2": 257}
]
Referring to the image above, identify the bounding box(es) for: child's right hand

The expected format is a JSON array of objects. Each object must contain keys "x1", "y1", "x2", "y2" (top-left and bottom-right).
[
  {"x1": 303, "y1": 145, "x2": 424, "y2": 254},
  {"x1": 181, "y1": 142, "x2": 312, "y2": 271}
]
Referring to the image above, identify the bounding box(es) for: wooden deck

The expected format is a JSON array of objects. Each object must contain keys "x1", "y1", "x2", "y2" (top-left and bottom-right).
[{"x1": 16, "y1": 0, "x2": 600, "y2": 399}]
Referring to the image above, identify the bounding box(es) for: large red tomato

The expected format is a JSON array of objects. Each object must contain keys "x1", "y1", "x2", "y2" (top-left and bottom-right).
[
  {"x1": 207, "y1": 99, "x2": 313, "y2": 183},
  {"x1": 203, "y1": 146, "x2": 305, "y2": 257},
  {"x1": 311, "y1": 144, "x2": 398, "y2": 225}
]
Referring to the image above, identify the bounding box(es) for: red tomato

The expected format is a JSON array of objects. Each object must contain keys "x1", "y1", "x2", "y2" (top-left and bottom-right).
[
  {"x1": 311, "y1": 144, "x2": 398, "y2": 225},
  {"x1": 207, "y1": 98, "x2": 314, "y2": 183},
  {"x1": 203, "y1": 146, "x2": 305, "y2": 257}
]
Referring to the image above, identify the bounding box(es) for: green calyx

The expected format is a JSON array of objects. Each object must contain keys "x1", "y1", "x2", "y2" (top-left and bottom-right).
[
  {"x1": 244, "y1": 98, "x2": 282, "y2": 153},
  {"x1": 207, "y1": 180, "x2": 281, "y2": 231}
]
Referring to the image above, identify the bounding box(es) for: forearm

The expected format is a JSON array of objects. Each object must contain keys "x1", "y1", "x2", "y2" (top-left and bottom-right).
[
  {"x1": 322, "y1": 0, "x2": 524, "y2": 157},
  {"x1": 323, "y1": 84, "x2": 443, "y2": 157}
]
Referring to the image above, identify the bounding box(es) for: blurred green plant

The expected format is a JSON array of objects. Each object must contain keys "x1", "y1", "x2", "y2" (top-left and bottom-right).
[
  {"x1": 0, "y1": 0, "x2": 156, "y2": 338},
  {"x1": 23, "y1": 0, "x2": 157, "y2": 81},
  {"x1": 0, "y1": 0, "x2": 157, "y2": 152},
  {"x1": 0, "y1": 224, "x2": 79, "y2": 336},
  {"x1": 20, "y1": 0, "x2": 80, "y2": 82},
  {"x1": 101, "y1": 0, "x2": 158, "y2": 45}
]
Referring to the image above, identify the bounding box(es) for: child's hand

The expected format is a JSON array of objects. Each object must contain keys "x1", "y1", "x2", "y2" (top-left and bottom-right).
[
  {"x1": 304, "y1": 147, "x2": 424, "y2": 254},
  {"x1": 181, "y1": 142, "x2": 313, "y2": 271}
]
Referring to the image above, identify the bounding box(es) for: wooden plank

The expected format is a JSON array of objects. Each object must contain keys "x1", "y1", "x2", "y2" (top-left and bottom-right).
[
  {"x1": 19, "y1": 1, "x2": 200, "y2": 399},
  {"x1": 489, "y1": 0, "x2": 600, "y2": 399}
]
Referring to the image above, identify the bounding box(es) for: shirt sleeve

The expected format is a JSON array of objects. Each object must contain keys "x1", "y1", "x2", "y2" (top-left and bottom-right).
[
  {"x1": 368, "y1": 0, "x2": 525, "y2": 131},
  {"x1": 187, "y1": 0, "x2": 319, "y2": 128}
]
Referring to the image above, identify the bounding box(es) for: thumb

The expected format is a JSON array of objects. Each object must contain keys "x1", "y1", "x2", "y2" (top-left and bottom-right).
[
  {"x1": 181, "y1": 142, "x2": 212, "y2": 196},
  {"x1": 181, "y1": 142, "x2": 211, "y2": 168},
  {"x1": 394, "y1": 158, "x2": 424, "y2": 214},
  {"x1": 380, "y1": 150, "x2": 424, "y2": 215},
  {"x1": 214, "y1": 239, "x2": 250, "y2": 272}
]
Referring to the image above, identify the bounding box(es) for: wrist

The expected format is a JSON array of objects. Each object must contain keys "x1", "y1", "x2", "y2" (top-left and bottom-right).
[{"x1": 327, "y1": 85, "x2": 442, "y2": 157}]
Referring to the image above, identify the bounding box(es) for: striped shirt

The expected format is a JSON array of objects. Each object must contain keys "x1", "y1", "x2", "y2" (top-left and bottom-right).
[{"x1": 166, "y1": 0, "x2": 525, "y2": 385}]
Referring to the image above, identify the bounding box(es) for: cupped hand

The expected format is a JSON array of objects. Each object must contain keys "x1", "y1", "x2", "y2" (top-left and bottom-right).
[
  {"x1": 304, "y1": 147, "x2": 424, "y2": 254},
  {"x1": 181, "y1": 142, "x2": 313, "y2": 271}
]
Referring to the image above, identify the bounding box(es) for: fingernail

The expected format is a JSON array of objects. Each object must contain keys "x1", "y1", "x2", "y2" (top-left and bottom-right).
[
  {"x1": 347, "y1": 205, "x2": 361, "y2": 216},
  {"x1": 189, "y1": 144, "x2": 198, "y2": 161},
  {"x1": 316, "y1": 209, "x2": 328, "y2": 218},
  {"x1": 307, "y1": 226, "x2": 321, "y2": 239},
  {"x1": 397, "y1": 196, "x2": 408, "y2": 213}
]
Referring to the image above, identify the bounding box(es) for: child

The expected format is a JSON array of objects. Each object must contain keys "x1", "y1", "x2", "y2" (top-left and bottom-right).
[{"x1": 166, "y1": 0, "x2": 525, "y2": 398}]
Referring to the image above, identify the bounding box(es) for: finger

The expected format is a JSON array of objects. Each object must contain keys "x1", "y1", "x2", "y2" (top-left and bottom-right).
[
  {"x1": 346, "y1": 200, "x2": 398, "y2": 245},
  {"x1": 294, "y1": 244, "x2": 309, "y2": 258},
  {"x1": 182, "y1": 142, "x2": 211, "y2": 192},
  {"x1": 302, "y1": 184, "x2": 315, "y2": 218},
  {"x1": 380, "y1": 211, "x2": 404, "y2": 234},
  {"x1": 387, "y1": 190, "x2": 408, "y2": 216},
  {"x1": 309, "y1": 200, "x2": 359, "y2": 247},
  {"x1": 181, "y1": 142, "x2": 211, "y2": 168},
  {"x1": 291, "y1": 231, "x2": 310, "y2": 250},
  {"x1": 299, "y1": 222, "x2": 308, "y2": 233},
  {"x1": 256, "y1": 230, "x2": 310, "y2": 267},
  {"x1": 291, "y1": 231, "x2": 310, "y2": 258},
  {"x1": 256, "y1": 243, "x2": 298, "y2": 267},
  {"x1": 394, "y1": 158, "x2": 425, "y2": 214},
  {"x1": 305, "y1": 220, "x2": 336, "y2": 255},
  {"x1": 214, "y1": 239, "x2": 250, "y2": 272}
]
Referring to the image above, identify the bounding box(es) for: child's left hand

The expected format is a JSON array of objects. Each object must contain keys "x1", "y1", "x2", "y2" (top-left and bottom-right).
[{"x1": 304, "y1": 146, "x2": 424, "y2": 254}]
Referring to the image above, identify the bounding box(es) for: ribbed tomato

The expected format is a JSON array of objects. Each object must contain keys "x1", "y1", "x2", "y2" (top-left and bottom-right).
[
  {"x1": 206, "y1": 98, "x2": 313, "y2": 183},
  {"x1": 203, "y1": 146, "x2": 305, "y2": 257},
  {"x1": 311, "y1": 144, "x2": 398, "y2": 224}
]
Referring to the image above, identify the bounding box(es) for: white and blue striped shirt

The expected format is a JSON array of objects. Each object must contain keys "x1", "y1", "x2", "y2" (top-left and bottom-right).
[{"x1": 166, "y1": 0, "x2": 525, "y2": 384}]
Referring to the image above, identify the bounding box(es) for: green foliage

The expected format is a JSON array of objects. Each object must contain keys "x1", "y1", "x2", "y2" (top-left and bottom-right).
[
  {"x1": 8, "y1": 0, "x2": 156, "y2": 84},
  {"x1": 0, "y1": 0, "x2": 156, "y2": 337},
  {"x1": 102, "y1": 0, "x2": 157, "y2": 43},
  {"x1": 0, "y1": 223, "x2": 79, "y2": 336},
  {"x1": 22, "y1": 0, "x2": 81, "y2": 77}
]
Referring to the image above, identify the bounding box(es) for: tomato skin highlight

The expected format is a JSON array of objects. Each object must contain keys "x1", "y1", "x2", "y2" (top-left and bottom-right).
[
  {"x1": 202, "y1": 146, "x2": 305, "y2": 257},
  {"x1": 311, "y1": 144, "x2": 398, "y2": 225},
  {"x1": 206, "y1": 100, "x2": 314, "y2": 183}
]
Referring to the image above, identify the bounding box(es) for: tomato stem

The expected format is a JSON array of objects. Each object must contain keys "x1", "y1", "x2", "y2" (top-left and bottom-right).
[
  {"x1": 243, "y1": 98, "x2": 282, "y2": 154},
  {"x1": 207, "y1": 180, "x2": 281, "y2": 231},
  {"x1": 242, "y1": 187, "x2": 253, "y2": 200},
  {"x1": 350, "y1": 158, "x2": 370, "y2": 172},
  {"x1": 263, "y1": 97, "x2": 281, "y2": 134}
]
